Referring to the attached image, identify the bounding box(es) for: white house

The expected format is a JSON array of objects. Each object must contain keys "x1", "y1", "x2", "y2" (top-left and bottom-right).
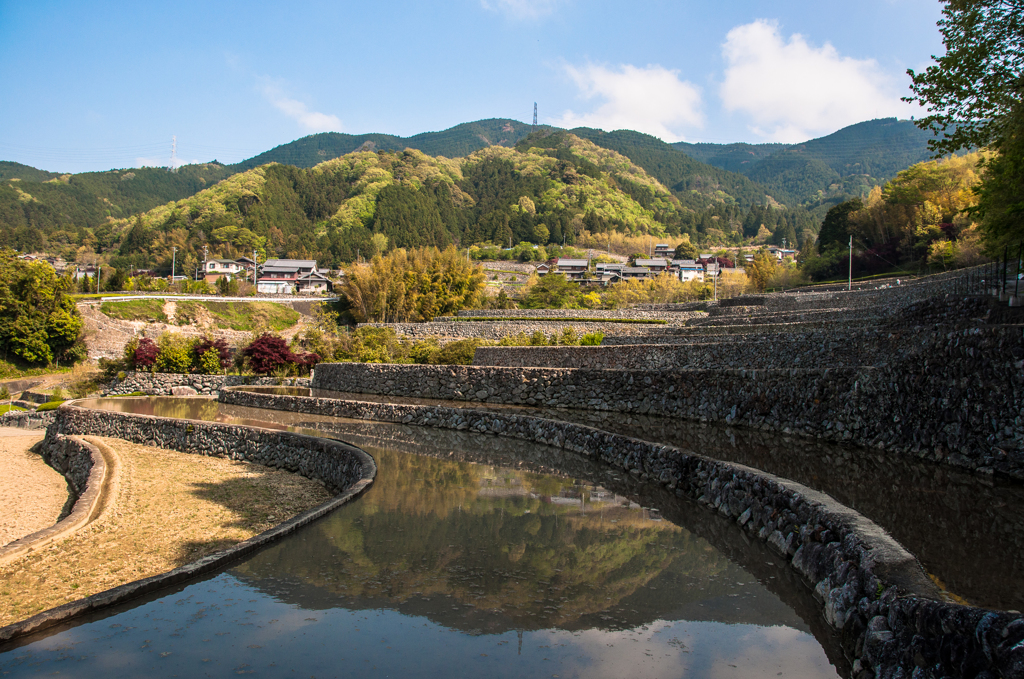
[{"x1": 257, "y1": 259, "x2": 327, "y2": 294}]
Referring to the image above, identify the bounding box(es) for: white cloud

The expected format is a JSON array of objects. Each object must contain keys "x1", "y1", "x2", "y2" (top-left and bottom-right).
[
  {"x1": 481, "y1": 0, "x2": 562, "y2": 20},
  {"x1": 552, "y1": 63, "x2": 703, "y2": 142},
  {"x1": 719, "y1": 19, "x2": 915, "y2": 142},
  {"x1": 261, "y1": 84, "x2": 342, "y2": 133},
  {"x1": 134, "y1": 156, "x2": 198, "y2": 169}
]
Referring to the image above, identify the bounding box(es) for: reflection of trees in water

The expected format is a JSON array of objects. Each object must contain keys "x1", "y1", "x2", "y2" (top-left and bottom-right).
[
  {"x1": 235, "y1": 448, "x2": 737, "y2": 629},
  {"x1": 85, "y1": 396, "x2": 221, "y2": 422}
]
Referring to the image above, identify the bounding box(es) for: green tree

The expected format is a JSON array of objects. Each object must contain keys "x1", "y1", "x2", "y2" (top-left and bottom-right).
[
  {"x1": 906, "y1": 1, "x2": 1024, "y2": 245},
  {"x1": 746, "y1": 249, "x2": 777, "y2": 292},
  {"x1": 0, "y1": 249, "x2": 85, "y2": 366},
  {"x1": 974, "y1": 103, "x2": 1024, "y2": 244},
  {"x1": 674, "y1": 240, "x2": 698, "y2": 260},
  {"x1": 154, "y1": 334, "x2": 193, "y2": 373},
  {"x1": 906, "y1": 0, "x2": 1024, "y2": 155},
  {"x1": 522, "y1": 274, "x2": 582, "y2": 309},
  {"x1": 817, "y1": 199, "x2": 862, "y2": 251}
]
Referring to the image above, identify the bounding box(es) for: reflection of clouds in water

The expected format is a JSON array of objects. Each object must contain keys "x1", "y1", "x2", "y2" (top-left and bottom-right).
[
  {"x1": 538, "y1": 620, "x2": 836, "y2": 679},
  {"x1": 3, "y1": 582, "x2": 838, "y2": 678}
]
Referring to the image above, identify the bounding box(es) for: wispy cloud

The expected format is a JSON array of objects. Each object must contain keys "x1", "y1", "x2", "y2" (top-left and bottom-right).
[
  {"x1": 135, "y1": 155, "x2": 197, "y2": 169},
  {"x1": 480, "y1": 0, "x2": 563, "y2": 20},
  {"x1": 719, "y1": 20, "x2": 914, "y2": 142},
  {"x1": 551, "y1": 63, "x2": 703, "y2": 142},
  {"x1": 261, "y1": 83, "x2": 342, "y2": 133}
]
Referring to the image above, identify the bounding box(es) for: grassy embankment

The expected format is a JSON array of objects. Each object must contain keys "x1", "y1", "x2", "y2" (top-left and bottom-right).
[{"x1": 100, "y1": 300, "x2": 300, "y2": 332}]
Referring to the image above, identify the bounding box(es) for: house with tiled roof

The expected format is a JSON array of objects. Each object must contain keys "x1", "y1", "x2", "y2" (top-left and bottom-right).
[{"x1": 257, "y1": 259, "x2": 329, "y2": 294}]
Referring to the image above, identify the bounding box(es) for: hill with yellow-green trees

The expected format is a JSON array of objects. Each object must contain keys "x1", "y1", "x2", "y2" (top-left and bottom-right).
[{"x1": 99, "y1": 130, "x2": 718, "y2": 274}]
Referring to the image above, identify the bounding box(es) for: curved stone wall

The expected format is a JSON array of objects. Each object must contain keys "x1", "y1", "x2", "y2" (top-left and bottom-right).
[
  {"x1": 0, "y1": 402, "x2": 375, "y2": 644},
  {"x1": 219, "y1": 387, "x2": 1024, "y2": 678},
  {"x1": 474, "y1": 327, "x2": 896, "y2": 370},
  {"x1": 356, "y1": 319, "x2": 675, "y2": 340},
  {"x1": 105, "y1": 373, "x2": 310, "y2": 397},
  {"x1": 313, "y1": 323, "x2": 1024, "y2": 479}
]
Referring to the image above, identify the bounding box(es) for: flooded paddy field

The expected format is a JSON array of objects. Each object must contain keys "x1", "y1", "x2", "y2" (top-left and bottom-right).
[{"x1": 0, "y1": 398, "x2": 843, "y2": 678}]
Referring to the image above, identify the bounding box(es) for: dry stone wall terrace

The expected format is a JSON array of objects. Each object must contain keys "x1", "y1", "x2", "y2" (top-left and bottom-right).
[
  {"x1": 356, "y1": 320, "x2": 675, "y2": 341},
  {"x1": 105, "y1": 373, "x2": 310, "y2": 396},
  {"x1": 48, "y1": 404, "x2": 369, "y2": 496},
  {"x1": 0, "y1": 410, "x2": 57, "y2": 430},
  {"x1": 315, "y1": 325, "x2": 1024, "y2": 479},
  {"x1": 443, "y1": 308, "x2": 706, "y2": 325},
  {"x1": 1, "y1": 403, "x2": 375, "y2": 645},
  {"x1": 475, "y1": 328, "x2": 899, "y2": 370},
  {"x1": 219, "y1": 388, "x2": 1024, "y2": 679},
  {"x1": 39, "y1": 433, "x2": 94, "y2": 498}
]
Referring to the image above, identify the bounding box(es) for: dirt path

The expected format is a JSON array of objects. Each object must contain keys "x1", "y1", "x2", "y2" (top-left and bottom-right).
[
  {"x1": 0, "y1": 437, "x2": 332, "y2": 628},
  {"x1": 0, "y1": 429, "x2": 67, "y2": 547}
]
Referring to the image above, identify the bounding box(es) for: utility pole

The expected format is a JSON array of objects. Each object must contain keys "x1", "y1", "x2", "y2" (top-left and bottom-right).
[
  {"x1": 848, "y1": 236, "x2": 853, "y2": 291},
  {"x1": 172, "y1": 246, "x2": 177, "y2": 282},
  {"x1": 97, "y1": 264, "x2": 101, "y2": 294},
  {"x1": 253, "y1": 249, "x2": 258, "y2": 284},
  {"x1": 203, "y1": 245, "x2": 208, "y2": 282}
]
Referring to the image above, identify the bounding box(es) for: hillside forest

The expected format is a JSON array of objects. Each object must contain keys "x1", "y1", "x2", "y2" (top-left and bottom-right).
[{"x1": 0, "y1": 117, "x2": 949, "y2": 280}]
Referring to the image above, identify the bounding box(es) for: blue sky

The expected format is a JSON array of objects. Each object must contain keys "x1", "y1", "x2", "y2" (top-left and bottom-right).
[{"x1": 0, "y1": 0, "x2": 945, "y2": 173}]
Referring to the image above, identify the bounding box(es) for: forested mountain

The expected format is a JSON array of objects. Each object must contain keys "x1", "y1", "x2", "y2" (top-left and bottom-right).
[
  {"x1": 0, "y1": 117, "x2": 932, "y2": 267},
  {"x1": 671, "y1": 141, "x2": 787, "y2": 174},
  {"x1": 232, "y1": 119, "x2": 545, "y2": 172},
  {"x1": 569, "y1": 128, "x2": 788, "y2": 207},
  {"x1": 0, "y1": 161, "x2": 62, "y2": 183},
  {"x1": 674, "y1": 119, "x2": 935, "y2": 211},
  {"x1": 89, "y1": 132, "x2": 717, "y2": 275},
  {"x1": 0, "y1": 163, "x2": 234, "y2": 255}
]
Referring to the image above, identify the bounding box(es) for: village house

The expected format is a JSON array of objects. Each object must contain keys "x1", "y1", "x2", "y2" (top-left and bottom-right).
[
  {"x1": 203, "y1": 258, "x2": 246, "y2": 284},
  {"x1": 555, "y1": 258, "x2": 590, "y2": 281},
  {"x1": 653, "y1": 243, "x2": 673, "y2": 259},
  {"x1": 634, "y1": 258, "x2": 670, "y2": 274},
  {"x1": 257, "y1": 258, "x2": 330, "y2": 294},
  {"x1": 619, "y1": 266, "x2": 651, "y2": 280},
  {"x1": 675, "y1": 260, "x2": 704, "y2": 282}
]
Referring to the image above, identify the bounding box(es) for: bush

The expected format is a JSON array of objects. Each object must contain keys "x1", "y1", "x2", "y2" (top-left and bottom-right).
[
  {"x1": 433, "y1": 339, "x2": 484, "y2": 365},
  {"x1": 580, "y1": 332, "x2": 604, "y2": 345},
  {"x1": 36, "y1": 400, "x2": 65, "y2": 412},
  {"x1": 191, "y1": 337, "x2": 233, "y2": 373},
  {"x1": 242, "y1": 334, "x2": 296, "y2": 374},
  {"x1": 154, "y1": 334, "x2": 193, "y2": 373},
  {"x1": 134, "y1": 337, "x2": 158, "y2": 370}
]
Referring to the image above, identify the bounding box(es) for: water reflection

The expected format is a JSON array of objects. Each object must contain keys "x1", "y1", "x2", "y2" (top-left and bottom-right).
[
  {"x1": 1, "y1": 402, "x2": 840, "y2": 678},
  {"x1": 225, "y1": 388, "x2": 1024, "y2": 612}
]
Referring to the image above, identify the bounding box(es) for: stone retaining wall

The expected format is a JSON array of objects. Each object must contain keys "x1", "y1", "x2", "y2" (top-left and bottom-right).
[
  {"x1": 0, "y1": 410, "x2": 57, "y2": 430},
  {"x1": 105, "y1": 373, "x2": 310, "y2": 396},
  {"x1": 39, "y1": 432, "x2": 95, "y2": 498},
  {"x1": 0, "y1": 403, "x2": 375, "y2": 644},
  {"x1": 445, "y1": 308, "x2": 703, "y2": 323},
  {"x1": 218, "y1": 387, "x2": 1024, "y2": 678},
  {"x1": 474, "y1": 328, "x2": 898, "y2": 370},
  {"x1": 315, "y1": 325, "x2": 1024, "y2": 479},
  {"x1": 47, "y1": 403, "x2": 365, "y2": 495},
  {"x1": 356, "y1": 320, "x2": 675, "y2": 340}
]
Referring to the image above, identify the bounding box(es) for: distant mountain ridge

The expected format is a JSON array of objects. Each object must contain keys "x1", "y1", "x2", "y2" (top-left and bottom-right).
[
  {"x1": 232, "y1": 119, "x2": 547, "y2": 172},
  {"x1": 674, "y1": 119, "x2": 935, "y2": 208},
  {"x1": 1, "y1": 117, "x2": 935, "y2": 258}
]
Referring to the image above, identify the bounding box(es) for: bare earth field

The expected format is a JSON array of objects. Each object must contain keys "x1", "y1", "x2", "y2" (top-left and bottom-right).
[
  {"x1": 0, "y1": 436, "x2": 332, "y2": 628},
  {"x1": 0, "y1": 430, "x2": 66, "y2": 546}
]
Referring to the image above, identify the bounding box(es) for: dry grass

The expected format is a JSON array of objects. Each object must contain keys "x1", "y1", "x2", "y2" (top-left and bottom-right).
[{"x1": 0, "y1": 437, "x2": 331, "y2": 627}]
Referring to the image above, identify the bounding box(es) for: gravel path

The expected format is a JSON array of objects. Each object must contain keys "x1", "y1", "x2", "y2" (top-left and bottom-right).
[
  {"x1": 0, "y1": 436, "x2": 332, "y2": 628},
  {"x1": 0, "y1": 429, "x2": 66, "y2": 547}
]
